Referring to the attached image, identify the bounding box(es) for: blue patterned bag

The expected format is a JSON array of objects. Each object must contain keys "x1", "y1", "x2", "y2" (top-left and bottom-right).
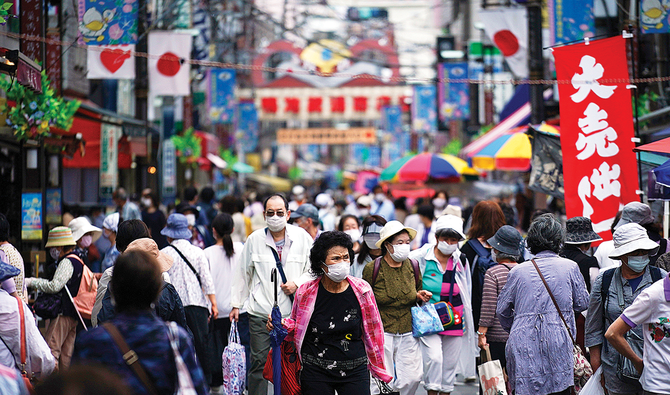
[
  {"x1": 411, "y1": 303, "x2": 443, "y2": 338},
  {"x1": 222, "y1": 322, "x2": 246, "y2": 395}
]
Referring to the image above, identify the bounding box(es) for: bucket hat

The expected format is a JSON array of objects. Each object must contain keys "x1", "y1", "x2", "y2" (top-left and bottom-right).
[
  {"x1": 441, "y1": 205, "x2": 462, "y2": 219},
  {"x1": 161, "y1": 213, "x2": 193, "y2": 240},
  {"x1": 356, "y1": 195, "x2": 372, "y2": 208},
  {"x1": 125, "y1": 238, "x2": 173, "y2": 272},
  {"x1": 375, "y1": 220, "x2": 417, "y2": 248},
  {"x1": 487, "y1": 225, "x2": 523, "y2": 256},
  {"x1": 435, "y1": 214, "x2": 466, "y2": 240},
  {"x1": 103, "y1": 213, "x2": 120, "y2": 233},
  {"x1": 565, "y1": 216, "x2": 602, "y2": 244},
  {"x1": 45, "y1": 226, "x2": 77, "y2": 248},
  {"x1": 290, "y1": 203, "x2": 319, "y2": 222},
  {"x1": 68, "y1": 217, "x2": 102, "y2": 243},
  {"x1": 615, "y1": 202, "x2": 654, "y2": 230},
  {"x1": 609, "y1": 223, "x2": 659, "y2": 259}
]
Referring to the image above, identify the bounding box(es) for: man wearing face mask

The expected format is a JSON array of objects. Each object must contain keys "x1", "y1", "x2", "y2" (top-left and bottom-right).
[
  {"x1": 291, "y1": 203, "x2": 321, "y2": 241},
  {"x1": 231, "y1": 193, "x2": 314, "y2": 395},
  {"x1": 68, "y1": 217, "x2": 102, "y2": 272},
  {"x1": 370, "y1": 185, "x2": 396, "y2": 221}
]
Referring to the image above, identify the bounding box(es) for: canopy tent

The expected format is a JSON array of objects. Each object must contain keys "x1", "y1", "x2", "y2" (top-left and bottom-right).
[{"x1": 634, "y1": 137, "x2": 670, "y2": 155}]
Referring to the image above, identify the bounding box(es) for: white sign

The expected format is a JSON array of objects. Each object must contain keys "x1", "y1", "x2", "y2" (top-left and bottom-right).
[{"x1": 99, "y1": 124, "x2": 120, "y2": 199}]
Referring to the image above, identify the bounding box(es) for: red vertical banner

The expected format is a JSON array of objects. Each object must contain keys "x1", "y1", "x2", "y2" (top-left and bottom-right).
[
  {"x1": 20, "y1": 0, "x2": 43, "y2": 63},
  {"x1": 46, "y1": 28, "x2": 61, "y2": 95},
  {"x1": 554, "y1": 36, "x2": 639, "y2": 240}
]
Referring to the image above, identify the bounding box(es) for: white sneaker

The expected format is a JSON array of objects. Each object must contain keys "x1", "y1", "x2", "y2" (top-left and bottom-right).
[{"x1": 210, "y1": 385, "x2": 223, "y2": 395}]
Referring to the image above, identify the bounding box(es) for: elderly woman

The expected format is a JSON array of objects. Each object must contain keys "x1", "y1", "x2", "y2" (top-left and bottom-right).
[
  {"x1": 409, "y1": 215, "x2": 476, "y2": 395},
  {"x1": 352, "y1": 215, "x2": 386, "y2": 278},
  {"x1": 272, "y1": 231, "x2": 392, "y2": 395},
  {"x1": 586, "y1": 223, "x2": 667, "y2": 395},
  {"x1": 362, "y1": 221, "x2": 432, "y2": 395},
  {"x1": 497, "y1": 214, "x2": 590, "y2": 395},
  {"x1": 477, "y1": 225, "x2": 523, "y2": 373}
]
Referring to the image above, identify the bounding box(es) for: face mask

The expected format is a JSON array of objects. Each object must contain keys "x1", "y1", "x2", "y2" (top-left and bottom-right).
[
  {"x1": 359, "y1": 208, "x2": 369, "y2": 217},
  {"x1": 141, "y1": 198, "x2": 152, "y2": 207},
  {"x1": 79, "y1": 235, "x2": 93, "y2": 248},
  {"x1": 491, "y1": 250, "x2": 497, "y2": 262},
  {"x1": 374, "y1": 193, "x2": 385, "y2": 203},
  {"x1": 626, "y1": 255, "x2": 649, "y2": 273},
  {"x1": 103, "y1": 229, "x2": 111, "y2": 239},
  {"x1": 185, "y1": 214, "x2": 196, "y2": 227},
  {"x1": 344, "y1": 229, "x2": 361, "y2": 242},
  {"x1": 432, "y1": 198, "x2": 446, "y2": 208},
  {"x1": 266, "y1": 215, "x2": 287, "y2": 233},
  {"x1": 323, "y1": 261, "x2": 350, "y2": 283},
  {"x1": 50, "y1": 248, "x2": 60, "y2": 260},
  {"x1": 390, "y1": 244, "x2": 410, "y2": 262},
  {"x1": 364, "y1": 234, "x2": 380, "y2": 249},
  {"x1": 437, "y1": 241, "x2": 458, "y2": 255}
]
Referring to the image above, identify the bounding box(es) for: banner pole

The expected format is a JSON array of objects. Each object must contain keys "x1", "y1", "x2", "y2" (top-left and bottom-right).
[{"x1": 628, "y1": 25, "x2": 644, "y2": 202}]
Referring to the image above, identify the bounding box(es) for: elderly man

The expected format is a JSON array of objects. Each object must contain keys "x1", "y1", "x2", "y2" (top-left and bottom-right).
[
  {"x1": 230, "y1": 193, "x2": 313, "y2": 395},
  {"x1": 290, "y1": 203, "x2": 321, "y2": 240},
  {"x1": 112, "y1": 187, "x2": 141, "y2": 221}
]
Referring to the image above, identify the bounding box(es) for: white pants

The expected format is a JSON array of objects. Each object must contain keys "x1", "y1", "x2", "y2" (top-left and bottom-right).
[
  {"x1": 370, "y1": 332, "x2": 422, "y2": 395},
  {"x1": 420, "y1": 334, "x2": 463, "y2": 393}
]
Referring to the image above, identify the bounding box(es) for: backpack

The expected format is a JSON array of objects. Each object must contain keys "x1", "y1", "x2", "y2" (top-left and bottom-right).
[
  {"x1": 371, "y1": 256, "x2": 421, "y2": 289},
  {"x1": 467, "y1": 239, "x2": 497, "y2": 286},
  {"x1": 600, "y1": 265, "x2": 663, "y2": 321},
  {"x1": 66, "y1": 254, "x2": 98, "y2": 320}
]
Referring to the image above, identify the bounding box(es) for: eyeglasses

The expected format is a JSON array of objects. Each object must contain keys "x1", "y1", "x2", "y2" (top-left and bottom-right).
[{"x1": 265, "y1": 211, "x2": 286, "y2": 217}]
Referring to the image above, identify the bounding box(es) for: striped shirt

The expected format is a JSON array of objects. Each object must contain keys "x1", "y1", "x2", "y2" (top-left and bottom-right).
[{"x1": 479, "y1": 262, "x2": 515, "y2": 342}]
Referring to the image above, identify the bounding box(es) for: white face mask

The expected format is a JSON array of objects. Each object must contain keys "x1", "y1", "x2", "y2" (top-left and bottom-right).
[
  {"x1": 185, "y1": 214, "x2": 196, "y2": 227},
  {"x1": 323, "y1": 261, "x2": 350, "y2": 283},
  {"x1": 344, "y1": 229, "x2": 362, "y2": 242},
  {"x1": 374, "y1": 193, "x2": 386, "y2": 203},
  {"x1": 363, "y1": 234, "x2": 380, "y2": 249},
  {"x1": 359, "y1": 208, "x2": 370, "y2": 217},
  {"x1": 266, "y1": 215, "x2": 287, "y2": 232},
  {"x1": 390, "y1": 244, "x2": 410, "y2": 262},
  {"x1": 141, "y1": 198, "x2": 152, "y2": 207},
  {"x1": 437, "y1": 241, "x2": 458, "y2": 256},
  {"x1": 491, "y1": 249, "x2": 497, "y2": 262},
  {"x1": 432, "y1": 198, "x2": 446, "y2": 208},
  {"x1": 50, "y1": 248, "x2": 61, "y2": 260}
]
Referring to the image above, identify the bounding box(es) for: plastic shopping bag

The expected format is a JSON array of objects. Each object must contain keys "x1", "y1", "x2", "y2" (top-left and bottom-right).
[
  {"x1": 578, "y1": 366, "x2": 604, "y2": 395},
  {"x1": 411, "y1": 303, "x2": 443, "y2": 338},
  {"x1": 222, "y1": 322, "x2": 246, "y2": 395}
]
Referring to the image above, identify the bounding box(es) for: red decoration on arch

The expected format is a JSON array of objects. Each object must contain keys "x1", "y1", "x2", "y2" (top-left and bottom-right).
[
  {"x1": 285, "y1": 97, "x2": 300, "y2": 113},
  {"x1": 261, "y1": 97, "x2": 277, "y2": 113},
  {"x1": 308, "y1": 97, "x2": 322, "y2": 113},
  {"x1": 353, "y1": 97, "x2": 367, "y2": 112},
  {"x1": 331, "y1": 97, "x2": 345, "y2": 113},
  {"x1": 399, "y1": 96, "x2": 410, "y2": 112},
  {"x1": 377, "y1": 96, "x2": 391, "y2": 111}
]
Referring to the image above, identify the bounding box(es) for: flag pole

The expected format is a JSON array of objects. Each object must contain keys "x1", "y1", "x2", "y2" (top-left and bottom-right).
[{"x1": 627, "y1": 25, "x2": 644, "y2": 202}]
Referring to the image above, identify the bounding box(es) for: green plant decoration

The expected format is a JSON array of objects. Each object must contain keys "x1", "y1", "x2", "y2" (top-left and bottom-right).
[
  {"x1": 288, "y1": 166, "x2": 302, "y2": 181},
  {"x1": 635, "y1": 92, "x2": 660, "y2": 128},
  {"x1": 0, "y1": 70, "x2": 80, "y2": 142},
  {"x1": 442, "y1": 139, "x2": 462, "y2": 156},
  {"x1": 171, "y1": 127, "x2": 202, "y2": 164},
  {"x1": 0, "y1": 2, "x2": 12, "y2": 24},
  {"x1": 220, "y1": 148, "x2": 238, "y2": 167}
]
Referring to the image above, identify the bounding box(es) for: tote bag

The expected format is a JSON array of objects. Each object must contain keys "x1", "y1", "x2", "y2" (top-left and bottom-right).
[
  {"x1": 478, "y1": 345, "x2": 507, "y2": 395},
  {"x1": 411, "y1": 303, "x2": 443, "y2": 338},
  {"x1": 222, "y1": 322, "x2": 246, "y2": 395}
]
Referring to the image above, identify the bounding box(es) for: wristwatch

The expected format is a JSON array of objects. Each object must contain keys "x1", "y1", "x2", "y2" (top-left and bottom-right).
[{"x1": 476, "y1": 331, "x2": 486, "y2": 336}]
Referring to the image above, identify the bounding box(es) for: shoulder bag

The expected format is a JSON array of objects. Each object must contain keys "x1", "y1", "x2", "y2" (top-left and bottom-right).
[{"x1": 532, "y1": 259, "x2": 592, "y2": 393}]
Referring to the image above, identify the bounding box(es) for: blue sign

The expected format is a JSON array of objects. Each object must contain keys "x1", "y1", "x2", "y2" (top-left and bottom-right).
[
  {"x1": 78, "y1": 0, "x2": 138, "y2": 45},
  {"x1": 549, "y1": 0, "x2": 595, "y2": 44},
  {"x1": 237, "y1": 102, "x2": 258, "y2": 152},
  {"x1": 640, "y1": 0, "x2": 670, "y2": 34},
  {"x1": 208, "y1": 69, "x2": 236, "y2": 124},
  {"x1": 438, "y1": 63, "x2": 469, "y2": 121},
  {"x1": 412, "y1": 85, "x2": 437, "y2": 134},
  {"x1": 382, "y1": 105, "x2": 402, "y2": 133},
  {"x1": 21, "y1": 192, "x2": 42, "y2": 240}
]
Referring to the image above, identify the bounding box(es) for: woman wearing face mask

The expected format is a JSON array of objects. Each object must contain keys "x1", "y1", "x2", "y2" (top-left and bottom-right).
[
  {"x1": 339, "y1": 215, "x2": 362, "y2": 254},
  {"x1": 269, "y1": 231, "x2": 392, "y2": 395},
  {"x1": 68, "y1": 217, "x2": 102, "y2": 271},
  {"x1": 362, "y1": 221, "x2": 431, "y2": 395},
  {"x1": 352, "y1": 216, "x2": 387, "y2": 278},
  {"x1": 585, "y1": 223, "x2": 667, "y2": 395},
  {"x1": 409, "y1": 215, "x2": 476, "y2": 395},
  {"x1": 432, "y1": 191, "x2": 449, "y2": 220},
  {"x1": 141, "y1": 190, "x2": 168, "y2": 249}
]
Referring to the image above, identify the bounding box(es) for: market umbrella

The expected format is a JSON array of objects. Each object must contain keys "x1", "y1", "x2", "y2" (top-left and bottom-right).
[
  {"x1": 269, "y1": 268, "x2": 287, "y2": 395},
  {"x1": 379, "y1": 153, "x2": 477, "y2": 183}
]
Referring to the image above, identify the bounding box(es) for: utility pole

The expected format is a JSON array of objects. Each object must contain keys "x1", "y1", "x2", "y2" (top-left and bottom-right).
[{"x1": 527, "y1": 0, "x2": 544, "y2": 124}]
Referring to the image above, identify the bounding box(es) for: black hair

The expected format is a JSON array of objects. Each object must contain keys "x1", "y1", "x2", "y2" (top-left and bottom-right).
[
  {"x1": 309, "y1": 231, "x2": 354, "y2": 277},
  {"x1": 219, "y1": 195, "x2": 237, "y2": 215},
  {"x1": 372, "y1": 185, "x2": 383, "y2": 193},
  {"x1": 263, "y1": 193, "x2": 289, "y2": 211},
  {"x1": 111, "y1": 250, "x2": 162, "y2": 312},
  {"x1": 113, "y1": 187, "x2": 128, "y2": 201},
  {"x1": 0, "y1": 213, "x2": 9, "y2": 242},
  {"x1": 527, "y1": 213, "x2": 564, "y2": 254},
  {"x1": 200, "y1": 187, "x2": 215, "y2": 203},
  {"x1": 357, "y1": 215, "x2": 387, "y2": 264},
  {"x1": 116, "y1": 220, "x2": 150, "y2": 252},
  {"x1": 183, "y1": 186, "x2": 198, "y2": 202},
  {"x1": 435, "y1": 228, "x2": 462, "y2": 240},
  {"x1": 211, "y1": 213, "x2": 235, "y2": 258},
  {"x1": 337, "y1": 215, "x2": 359, "y2": 231},
  {"x1": 34, "y1": 364, "x2": 133, "y2": 395},
  {"x1": 146, "y1": 191, "x2": 160, "y2": 209},
  {"x1": 417, "y1": 204, "x2": 435, "y2": 220},
  {"x1": 380, "y1": 229, "x2": 410, "y2": 257}
]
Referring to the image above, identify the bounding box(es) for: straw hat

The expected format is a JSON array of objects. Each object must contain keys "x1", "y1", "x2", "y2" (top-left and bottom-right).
[
  {"x1": 45, "y1": 226, "x2": 77, "y2": 248},
  {"x1": 68, "y1": 217, "x2": 102, "y2": 243},
  {"x1": 375, "y1": 220, "x2": 417, "y2": 248},
  {"x1": 609, "y1": 223, "x2": 659, "y2": 259},
  {"x1": 125, "y1": 238, "x2": 173, "y2": 272}
]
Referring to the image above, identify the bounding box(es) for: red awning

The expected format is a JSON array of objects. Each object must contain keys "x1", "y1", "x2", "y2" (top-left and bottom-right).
[
  {"x1": 634, "y1": 137, "x2": 670, "y2": 155},
  {"x1": 62, "y1": 115, "x2": 133, "y2": 169}
]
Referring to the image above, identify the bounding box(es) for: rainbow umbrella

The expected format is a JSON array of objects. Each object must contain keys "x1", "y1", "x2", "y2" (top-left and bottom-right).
[{"x1": 380, "y1": 153, "x2": 477, "y2": 182}]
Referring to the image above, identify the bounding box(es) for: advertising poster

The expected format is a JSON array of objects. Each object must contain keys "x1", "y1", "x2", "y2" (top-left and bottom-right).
[
  {"x1": 438, "y1": 62, "x2": 469, "y2": 121},
  {"x1": 22, "y1": 192, "x2": 42, "y2": 240},
  {"x1": 46, "y1": 189, "x2": 62, "y2": 224}
]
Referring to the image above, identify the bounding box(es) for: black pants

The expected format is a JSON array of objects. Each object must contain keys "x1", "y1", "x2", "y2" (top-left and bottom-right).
[
  {"x1": 488, "y1": 341, "x2": 507, "y2": 371},
  {"x1": 301, "y1": 363, "x2": 369, "y2": 395},
  {"x1": 184, "y1": 305, "x2": 212, "y2": 385}
]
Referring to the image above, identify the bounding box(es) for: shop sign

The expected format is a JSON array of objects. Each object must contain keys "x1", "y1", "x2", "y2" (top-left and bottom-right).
[
  {"x1": 99, "y1": 124, "x2": 120, "y2": 199},
  {"x1": 162, "y1": 139, "x2": 176, "y2": 199},
  {"x1": 46, "y1": 188, "x2": 62, "y2": 224},
  {"x1": 17, "y1": 54, "x2": 42, "y2": 93},
  {"x1": 21, "y1": 192, "x2": 42, "y2": 240}
]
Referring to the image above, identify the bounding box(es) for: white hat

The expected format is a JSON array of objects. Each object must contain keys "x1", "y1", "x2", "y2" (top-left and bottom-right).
[
  {"x1": 434, "y1": 215, "x2": 466, "y2": 240},
  {"x1": 292, "y1": 185, "x2": 305, "y2": 196},
  {"x1": 375, "y1": 220, "x2": 417, "y2": 248},
  {"x1": 315, "y1": 193, "x2": 333, "y2": 208},
  {"x1": 103, "y1": 212, "x2": 120, "y2": 233},
  {"x1": 609, "y1": 223, "x2": 659, "y2": 259},
  {"x1": 441, "y1": 205, "x2": 462, "y2": 219},
  {"x1": 357, "y1": 195, "x2": 373, "y2": 207},
  {"x1": 68, "y1": 217, "x2": 102, "y2": 243}
]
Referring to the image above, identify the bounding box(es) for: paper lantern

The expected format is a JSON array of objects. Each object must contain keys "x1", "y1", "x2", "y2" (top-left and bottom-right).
[
  {"x1": 285, "y1": 97, "x2": 300, "y2": 113},
  {"x1": 353, "y1": 96, "x2": 367, "y2": 112},
  {"x1": 308, "y1": 97, "x2": 322, "y2": 113},
  {"x1": 331, "y1": 96, "x2": 345, "y2": 113},
  {"x1": 261, "y1": 97, "x2": 277, "y2": 113},
  {"x1": 377, "y1": 96, "x2": 391, "y2": 111}
]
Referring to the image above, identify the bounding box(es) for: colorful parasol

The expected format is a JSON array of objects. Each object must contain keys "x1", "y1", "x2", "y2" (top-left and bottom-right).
[{"x1": 380, "y1": 153, "x2": 478, "y2": 183}]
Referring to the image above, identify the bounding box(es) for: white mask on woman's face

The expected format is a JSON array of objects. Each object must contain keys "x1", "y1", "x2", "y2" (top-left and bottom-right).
[
  {"x1": 323, "y1": 261, "x2": 350, "y2": 283},
  {"x1": 437, "y1": 241, "x2": 458, "y2": 256},
  {"x1": 389, "y1": 243, "x2": 410, "y2": 262},
  {"x1": 344, "y1": 229, "x2": 362, "y2": 243}
]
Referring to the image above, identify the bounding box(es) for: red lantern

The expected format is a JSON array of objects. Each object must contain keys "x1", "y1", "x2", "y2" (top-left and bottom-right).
[
  {"x1": 308, "y1": 97, "x2": 322, "y2": 113},
  {"x1": 353, "y1": 96, "x2": 367, "y2": 112},
  {"x1": 285, "y1": 97, "x2": 300, "y2": 113},
  {"x1": 261, "y1": 97, "x2": 277, "y2": 113},
  {"x1": 376, "y1": 96, "x2": 391, "y2": 111},
  {"x1": 330, "y1": 96, "x2": 345, "y2": 113}
]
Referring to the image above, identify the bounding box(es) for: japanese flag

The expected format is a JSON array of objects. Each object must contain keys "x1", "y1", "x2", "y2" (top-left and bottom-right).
[
  {"x1": 87, "y1": 45, "x2": 136, "y2": 79},
  {"x1": 148, "y1": 31, "x2": 192, "y2": 96},
  {"x1": 478, "y1": 7, "x2": 528, "y2": 78}
]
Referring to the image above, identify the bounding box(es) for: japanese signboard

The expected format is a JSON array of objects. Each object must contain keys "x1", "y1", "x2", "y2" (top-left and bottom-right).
[
  {"x1": 437, "y1": 63, "x2": 469, "y2": 121},
  {"x1": 548, "y1": 0, "x2": 595, "y2": 44},
  {"x1": 99, "y1": 124, "x2": 120, "y2": 199},
  {"x1": 78, "y1": 0, "x2": 138, "y2": 45},
  {"x1": 554, "y1": 36, "x2": 639, "y2": 240},
  {"x1": 412, "y1": 85, "x2": 437, "y2": 134},
  {"x1": 209, "y1": 69, "x2": 236, "y2": 124},
  {"x1": 162, "y1": 139, "x2": 177, "y2": 199},
  {"x1": 46, "y1": 189, "x2": 62, "y2": 224},
  {"x1": 21, "y1": 192, "x2": 42, "y2": 240}
]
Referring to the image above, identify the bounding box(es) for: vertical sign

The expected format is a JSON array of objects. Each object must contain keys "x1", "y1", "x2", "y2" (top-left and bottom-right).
[
  {"x1": 21, "y1": 192, "x2": 42, "y2": 240},
  {"x1": 162, "y1": 139, "x2": 177, "y2": 199},
  {"x1": 237, "y1": 102, "x2": 258, "y2": 152},
  {"x1": 412, "y1": 85, "x2": 437, "y2": 134},
  {"x1": 99, "y1": 124, "x2": 120, "y2": 199},
  {"x1": 438, "y1": 62, "x2": 469, "y2": 121},
  {"x1": 208, "y1": 69, "x2": 236, "y2": 124},
  {"x1": 77, "y1": 0, "x2": 138, "y2": 45},
  {"x1": 554, "y1": 36, "x2": 639, "y2": 240},
  {"x1": 20, "y1": 0, "x2": 43, "y2": 63},
  {"x1": 549, "y1": 0, "x2": 595, "y2": 44},
  {"x1": 46, "y1": 188, "x2": 62, "y2": 224},
  {"x1": 640, "y1": 0, "x2": 670, "y2": 33}
]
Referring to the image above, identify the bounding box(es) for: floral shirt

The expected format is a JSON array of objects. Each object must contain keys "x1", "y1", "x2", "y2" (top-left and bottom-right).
[
  {"x1": 162, "y1": 239, "x2": 215, "y2": 308},
  {"x1": 0, "y1": 244, "x2": 26, "y2": 303}
]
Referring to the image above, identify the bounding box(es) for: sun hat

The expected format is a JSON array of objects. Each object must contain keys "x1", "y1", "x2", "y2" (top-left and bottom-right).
[
  {"x1": 435, "y1": 214, "x2": 466, "y2": 240},
  {"x1": 290, "y1": 203, "x2": 319, "y2": 222},
  {"x1": 565, "y1": 216, "x2": 602, "y2": 244},
  {"x1": 615, "y1": 202, "x2": 654, "y2": 230},
  {"x1": 68, "y1": 217, "x2": 102, "y2": 243},
  {"x1": 161, "y1": 213, "x2": 193, "y2": 240},
  {"x1": 45, "y1": 226, "x2": 77, "y2": 248},
  {"x1": 487, "y1": 225, "x2": 523, "y2": 256},
  {"x1": 356, "y1": 195, "x2": 372, "y2": 207},
  {"x1": 103, "y1": 213, "x2": 120, "y2": 233},
  {"x1": 375, "y1": 220, "x2": 417, "y2": 248},
  {"x1": 609, "y1": 223, "x2": 659, "y2": 259},
  {"x1": 315, "y1": 193, "x2": 332, "y2": 208},
  {"x1": 125, "y1": 238, "x2": 173, "y2": 272},
  {"x1": 441, "y1": 204, "x2": 462, "y2": 219}
]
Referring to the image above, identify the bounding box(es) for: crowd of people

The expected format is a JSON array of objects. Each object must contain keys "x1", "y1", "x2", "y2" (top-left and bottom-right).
[{"x1": 1, "y1": 184, "x2": 670, "y2": 395}]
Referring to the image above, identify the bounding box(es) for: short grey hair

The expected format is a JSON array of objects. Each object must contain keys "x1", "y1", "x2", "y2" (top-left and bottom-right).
[
  {"x1": 526, "y1": 213, "x2": 564, "y2": 254},
  {"x1": 494, "y1": 250, "x2": 520, "y2": 262}
]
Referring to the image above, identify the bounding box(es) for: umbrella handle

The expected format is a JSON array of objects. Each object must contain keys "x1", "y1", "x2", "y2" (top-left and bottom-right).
[{"x1": 271, "y1": 268, "x2": 278, "y2": 306}]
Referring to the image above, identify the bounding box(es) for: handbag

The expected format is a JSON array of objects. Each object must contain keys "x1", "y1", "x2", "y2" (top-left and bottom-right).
[
  {"x1": 167, "y1": 322, "x2": 198, "y2": 395},
  {"x1": 433, "y1": 268, "x2": 462, "y2": 330},
  {"x1": 532, "y1": 259, "x2": 592, "y2": 393},
  {"x1": 411, "y1": 303, "x2": 443, "y2": 337},
  {"x1": 262, "y1": 341, "x2": 302, "y2": 395},
  {"x1": 32, "y1": 291, "x2": 61, "y2": 319},
  {"x1": 478, "y1": 345, "x2": 507, "y2": 395},
  {"x1": 221, "y1": 322, "x2": 246, "y2": 395}
]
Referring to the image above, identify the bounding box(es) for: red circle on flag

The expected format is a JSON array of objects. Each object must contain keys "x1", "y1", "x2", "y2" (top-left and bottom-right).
[
  {"x1": 157, "y1": 52, "x2": 181, "y2": 76},
  {"x1": 493, "y1": 30, "x2": 519, "y2": 56}
]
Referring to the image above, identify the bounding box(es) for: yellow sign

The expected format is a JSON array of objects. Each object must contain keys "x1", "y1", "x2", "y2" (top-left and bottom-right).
[{"x1": 276, "y1": 127, "x2": 377, "y2": 145}]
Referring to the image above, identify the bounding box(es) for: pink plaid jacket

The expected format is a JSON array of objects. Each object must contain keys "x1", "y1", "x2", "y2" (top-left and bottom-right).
[{"x1": 283, "y1": 276, "x2": 393, "y2": 383}]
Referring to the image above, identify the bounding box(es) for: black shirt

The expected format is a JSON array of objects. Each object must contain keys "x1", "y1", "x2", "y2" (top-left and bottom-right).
[{"x1": 560, "y1": 244, "x2": 598, "y2": 292}]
